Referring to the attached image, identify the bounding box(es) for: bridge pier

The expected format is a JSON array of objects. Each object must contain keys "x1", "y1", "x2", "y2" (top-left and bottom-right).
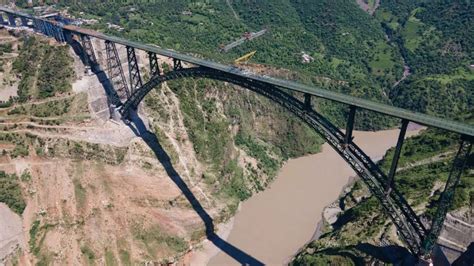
[
  {"x1": 421, "y1": 138, "x2": 472, "y2": 258},
  {"x1": 63, "y1": 29, "x2": 74, "y2": 44},
  {"x1": 20, "y1": 17, "x2": 27, "y2": 27},
  {"x1": 344, "y1": 105, "x2": 357, "y2": 145},
  {"x1": 33, "y1": 18, "x2": 42, "y2": 33},
  {"x1": 304, "y1": 93, "x2": 312, "y2": 111},
  {"x1": 126, "y1": 46, "x2": 143, "y2": 93},
  {"x1": 20, "y1": 17, "x2": 28, "y2": 27},
  {"x1": 386, "y1": 119, "x2": 409, "y2": 194},
  {"x1": 106, "y1": 41, "x2": 130, "y2": 100},
  {"x1": 7, "y1": 14, "x2": 15, "y2": 27},
  {"x1": 54, "y1": 26, "x2": 65, "y2": 42},
  {"x1": 173, "y1": 58, "x2": 183, "y2": 71},
  {"x1": 80, "y1": 34, "x2": 97, "y2": 72},
  {"x1": 148, "y1": 52, "x2": 160, "y2": 77}
]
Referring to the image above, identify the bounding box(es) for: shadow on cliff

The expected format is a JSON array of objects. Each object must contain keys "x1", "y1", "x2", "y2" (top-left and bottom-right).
[
  {"x1": 68, "y1": 38, "x2": 120, "y2": 107},
  {"x1": 126, "y1": 111, "x2": 263, "y2": 265},
  {"x1": 354, "y1": 243, "x2": 416, "y2": 265},
  {"x1": 69, "y1": 38, "x2": 262, "y2": 265},
  {"x1": 307, "y1": 243, "x2": 416, "y2": 265}
]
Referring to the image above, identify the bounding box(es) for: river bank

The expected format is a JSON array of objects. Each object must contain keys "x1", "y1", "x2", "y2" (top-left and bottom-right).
[
  {"x1": 0, "y1": 203, "x2": 25, "y2": 263},
  {"x1": 189, "y1": 127, "x2": 421, "y2": 265}
]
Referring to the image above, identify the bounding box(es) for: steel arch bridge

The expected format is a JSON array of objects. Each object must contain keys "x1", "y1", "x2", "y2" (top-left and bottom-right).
[
  {"x1": 119, "y1": 66, "x2": 471, "y2": 257},
  {"x1": 1, "y1": 6, "x2": 473, "y2": 261}
]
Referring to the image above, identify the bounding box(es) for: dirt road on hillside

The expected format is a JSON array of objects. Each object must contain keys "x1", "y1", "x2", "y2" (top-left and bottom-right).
[{"x1": 356, "y1": 0, "x2": 381, "y2": 15}]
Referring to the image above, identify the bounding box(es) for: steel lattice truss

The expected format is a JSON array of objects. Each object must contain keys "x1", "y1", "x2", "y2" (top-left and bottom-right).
[
  {"x1": 420, "y1": 140, "x2": 472, "y2": 256},
  {"x1": 105, "y1": 41, "x2": 130, "y2": 102},
  {"x1": 80, "y1": 34, "x2": 97, "y2": 66},
  {"x1": 148, "y1": 52, "x2": 160, "y2": 78},
  {"x1": 126, "y1": 46, "x2": 143, "y2": 93}
]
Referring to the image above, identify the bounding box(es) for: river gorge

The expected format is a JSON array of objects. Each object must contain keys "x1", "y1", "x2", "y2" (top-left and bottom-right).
[{"x1": 190, "y1": 126, "x2": 421, "y2": 265}]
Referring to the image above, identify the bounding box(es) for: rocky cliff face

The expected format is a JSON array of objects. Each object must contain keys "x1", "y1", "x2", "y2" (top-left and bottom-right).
[{"x1": 0, "y1": 28, "x2": 322, "y2": 265}]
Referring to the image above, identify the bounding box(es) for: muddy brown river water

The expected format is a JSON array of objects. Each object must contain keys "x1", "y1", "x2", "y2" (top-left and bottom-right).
[{"x1": 204, "y1": 128, "x2": 421, "y2": 265}]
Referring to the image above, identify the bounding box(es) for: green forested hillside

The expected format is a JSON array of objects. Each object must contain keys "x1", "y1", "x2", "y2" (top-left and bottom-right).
[
  {"x1": 378, "y1": 0, "x2": 473, "y2": 120},
  {"x1": 12, "y1": 37, "x2": 74, "y2": 102},
  {"x1": 292, "y1": 1, "x2": 473, "y2": 263},
  {"x1": 54, "y1": 0, "x2": 407, "y2": 129},
  {"x1": 17, "y1": 0, "x2": 473, "y2": 124}
]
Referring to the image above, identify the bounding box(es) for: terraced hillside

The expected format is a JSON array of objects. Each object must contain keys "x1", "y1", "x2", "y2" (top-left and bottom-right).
[{"x1": 0, "y1": 27, "x2": 324, "y2": 264}]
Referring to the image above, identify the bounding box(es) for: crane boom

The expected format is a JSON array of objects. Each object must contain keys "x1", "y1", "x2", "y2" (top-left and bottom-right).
[
  {"x1": 220, "y1": 29, "x2": 267, "y2": 52},
  {"x1": 234, "y1": 51, "x2": 256, "y2": 64}
]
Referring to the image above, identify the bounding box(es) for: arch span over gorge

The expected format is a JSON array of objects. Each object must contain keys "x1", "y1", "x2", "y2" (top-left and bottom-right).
[{"x1": 120, "y1": 67, "x2": 428, "y2": 254}]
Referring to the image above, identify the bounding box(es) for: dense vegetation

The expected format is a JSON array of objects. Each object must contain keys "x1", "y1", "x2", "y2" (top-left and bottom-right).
[
  {"x1": 292, "y1": 1, "x2": 473, "y2": 263},
  {"x1": 0, "y1": 170, "x2": 26, "y2": 214},
  {"x1": 12, "y1": 36, "x2": 74, "y2": 102},
  {"x1": 55, "y1": 0, "x2": 405, "y2": 130},
  {"x1": 146, "y1": 77, "x2": 322, "y2": 203},
  {"x1": 378, "y1": 0, "x2": 473, "y2": 120}
]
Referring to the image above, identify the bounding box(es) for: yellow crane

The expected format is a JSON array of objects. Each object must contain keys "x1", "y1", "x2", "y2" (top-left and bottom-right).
[{"x1": 234, "y1": 51, "x2": 256, "y2": 64}]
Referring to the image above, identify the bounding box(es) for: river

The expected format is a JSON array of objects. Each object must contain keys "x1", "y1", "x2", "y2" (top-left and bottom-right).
[{"x1": 189, "y1": 127, "x2": 421, "y2": 265}]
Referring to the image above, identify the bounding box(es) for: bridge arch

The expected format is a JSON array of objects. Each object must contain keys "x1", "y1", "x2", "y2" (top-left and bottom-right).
[{"x1": 120, "y1": 67, "x2": 426, "y2": 254}]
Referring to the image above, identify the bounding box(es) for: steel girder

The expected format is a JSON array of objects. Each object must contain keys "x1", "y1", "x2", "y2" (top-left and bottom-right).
[
  {"x1": 420, "y1": 139, "x2": 472, "y2": 257},
  {"x1": 126, "y1": 46, "x2": 143, "y2": 93},
  {"x1": 7, "y1": 13, "x2": 15, "y2": 26},
  {"x1": 80, "y1": 34, "x2": 97, "y2": 66},
  {"x1": 106, "y1": 41, "x2": 130, "y2": 102},
  {"x1": 20, "y1": 17, "x2": 28, "y2": 27},
  {"x1": 148, "y1": 52, "x2": 160, "y2": 77}
]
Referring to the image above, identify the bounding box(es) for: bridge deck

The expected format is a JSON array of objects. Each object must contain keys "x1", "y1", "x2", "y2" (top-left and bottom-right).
[{"x1": 1, "y1": 6, "x2": 473, "y2": 137}]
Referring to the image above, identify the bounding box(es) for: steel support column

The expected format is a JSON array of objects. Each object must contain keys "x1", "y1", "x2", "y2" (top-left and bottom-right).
[
  {"x1": 44, "y1": 21, "x2": 54, "y2": 37},
  {"x1": 344, "y1": 105, "x2": 357, "y2": 144},
  {"x1": 51, "y1": 25, "x2": 61, "y2": 42},
  {"x1": 173, "y1": 58, "x2": 183, "y2": 71},
  {"x1": 20, "y1": 17, "x2": 28, "y2": 27},
  {"x1": 54, "y1": 26, "x2": 65, "y2": 42},
  {"x1": 59, "y1": 27, "x2": 66, "y2": 42},
  {"x1": 386, "y1": 119, "x2": 409, "y2": 193},
  {"x1": 41, "y1": 21, "x2": 48, "y2": 35},
  {"x1": 63, "y1": 30, "x2": 73, "y2": 43},
  {"x1": 421, "y1": 138, "x2": 472, "y2": 257},
  {"x1": 106, "y1": 41, "x2": 130, "y2": 101},
  {"x1": 34, "y1": 19, "x2": 44, "y2": 34},
  {"x1": 126, "y1": 46, "x2": 143, "y2": 93},
  {"x1": 304, "y1": 93, "x2": 312, "y2": 111},
  {"x1": 81, "y1": 34, "x2": 97, "y2": 66},
  {"x1": 148, "y1": 52, "x2": 160, "y2": 77},
  {"x1": 32, "y1": 18, "x2": 38, "y2": 31},
  {"x1": 7, "y1": 14, "x2": 16, "y2": 26}
]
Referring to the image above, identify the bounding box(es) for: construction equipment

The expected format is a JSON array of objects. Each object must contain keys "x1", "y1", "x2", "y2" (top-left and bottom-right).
[
  {"x1": 220, "y1": 29, "x2": 267, "y2": 52},
  {"x1": 234, "y1": 51, "x2": 256, "y2": 64}
]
